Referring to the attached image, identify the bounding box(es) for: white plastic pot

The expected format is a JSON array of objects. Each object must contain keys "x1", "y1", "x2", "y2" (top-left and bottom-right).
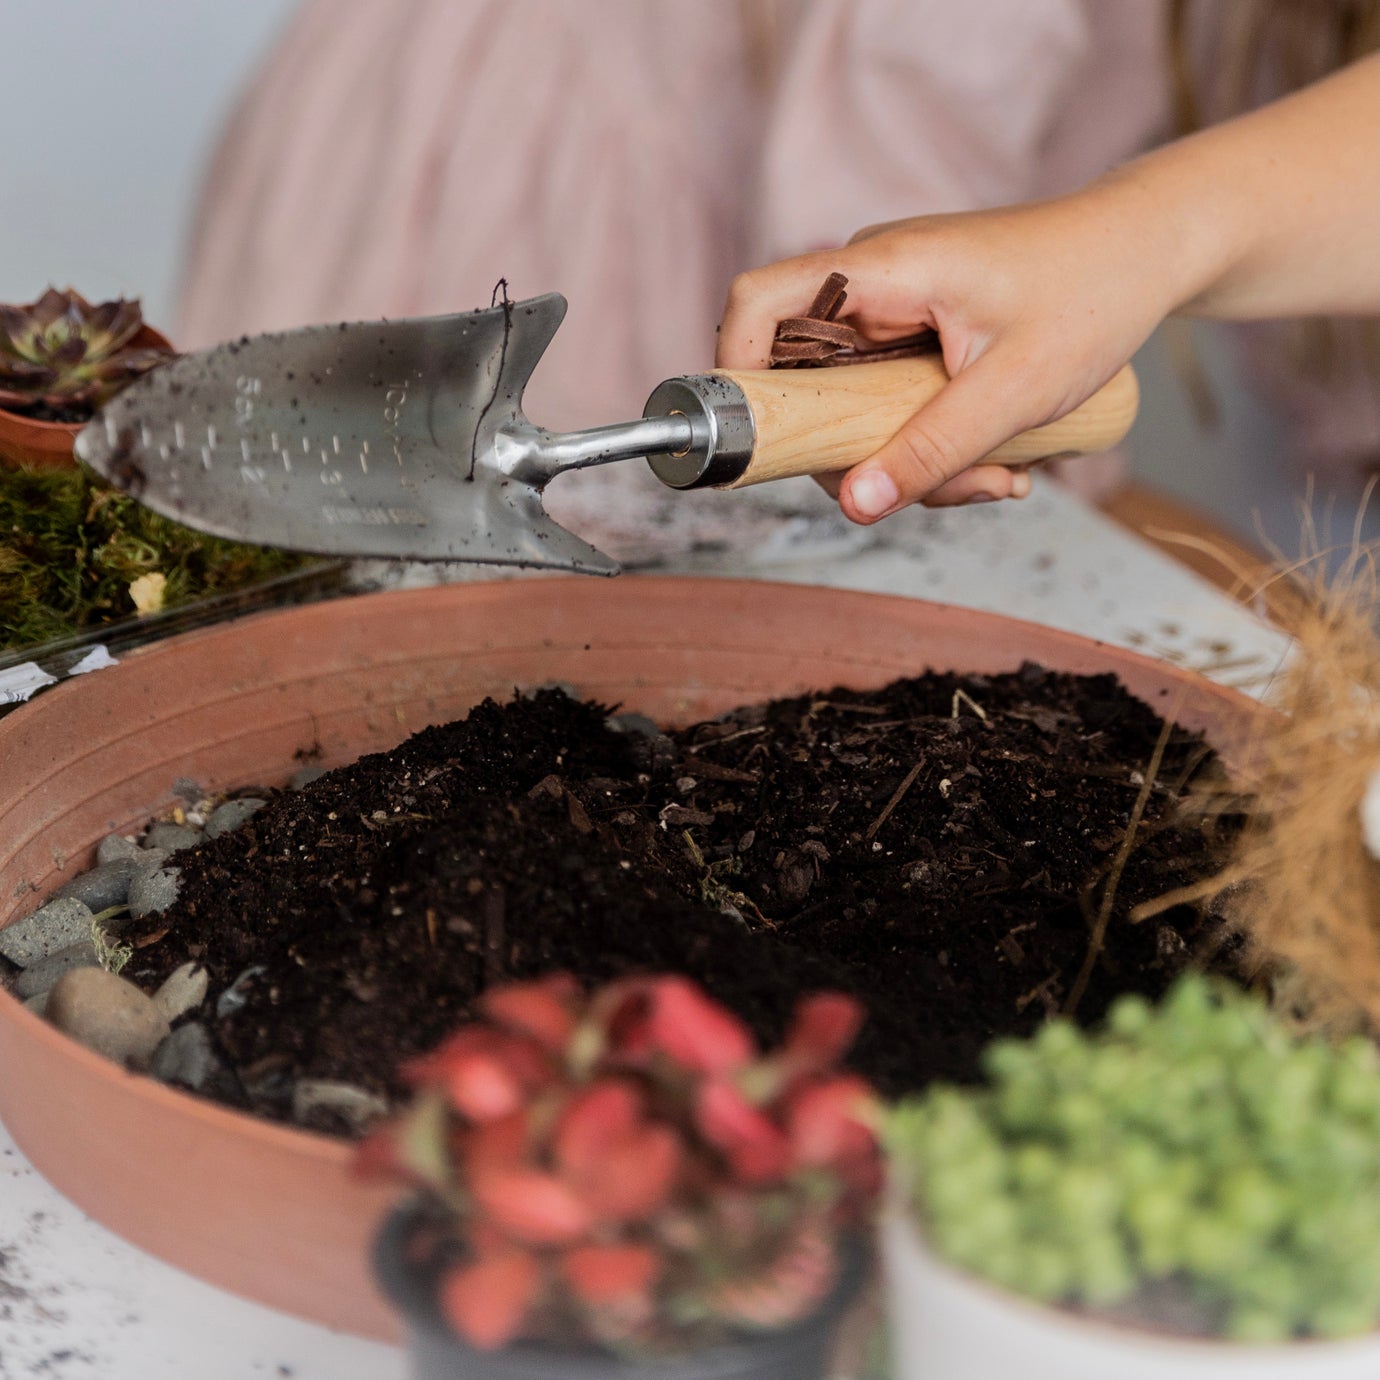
[{"x1": 881, "y1": 1209, "x2": 1380, "y2": 1380}]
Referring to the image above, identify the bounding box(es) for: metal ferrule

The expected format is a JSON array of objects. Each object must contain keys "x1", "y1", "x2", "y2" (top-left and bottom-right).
[{"x1": 641, "y1": 375, "x2": 756, "y2": 490}]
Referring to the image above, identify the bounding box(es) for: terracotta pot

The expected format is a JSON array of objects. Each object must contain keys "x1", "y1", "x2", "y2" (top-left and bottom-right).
[
  {"x1": 0, "y1": 578, "x2": 1263, "y2": 1341},
  {"x1": 0, "y1": 323, "x2": 173, "y2": 470},
  {"x1": 882, "y1": 1209, "x2": 1380, "y2": 1379},
  {"x1": 375, "y1": 1203, "x2": 867, "y2": 1379}
]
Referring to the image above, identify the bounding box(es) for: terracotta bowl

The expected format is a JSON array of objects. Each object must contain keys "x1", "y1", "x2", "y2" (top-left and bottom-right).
[
  {"x1": 0, "y1": 324, "x2": 172, "y2": 469},
  {"x1": 0, "y1": 578, "x2": 1263, "y2": 1341}
]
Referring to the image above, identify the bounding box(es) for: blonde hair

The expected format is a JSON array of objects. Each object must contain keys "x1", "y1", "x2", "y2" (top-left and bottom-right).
[
  {"x1": 1167, "y1": 2, "x2": 1380, "y2": 397},
  {"x1": 1168, "y1": 0, "x2": 1379, "y2": 133}
]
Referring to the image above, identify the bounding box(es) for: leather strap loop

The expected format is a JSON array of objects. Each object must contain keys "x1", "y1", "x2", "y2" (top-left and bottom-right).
[{"x1": 770, "y1": 272, "x2": 940, "y2": 369}]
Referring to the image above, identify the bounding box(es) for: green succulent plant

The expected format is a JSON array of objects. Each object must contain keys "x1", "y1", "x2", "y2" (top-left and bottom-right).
[
  {"x1": 0, "y1": 288, "x2": 173, "y2": 421},
  {"x1": 887, "y1": 975, "x2": 1380, "y2": 1344}
]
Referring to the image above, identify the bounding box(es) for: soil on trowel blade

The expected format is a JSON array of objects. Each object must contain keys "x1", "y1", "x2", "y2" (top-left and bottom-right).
[{"x1": 123, "y1": 665, "x2": 1241, "y2": 1130}]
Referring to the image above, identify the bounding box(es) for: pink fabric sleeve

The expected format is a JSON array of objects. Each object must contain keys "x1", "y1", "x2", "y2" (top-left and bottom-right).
[{"x1": 754, "y1": 0, "x2": 1170, "y2": 258}]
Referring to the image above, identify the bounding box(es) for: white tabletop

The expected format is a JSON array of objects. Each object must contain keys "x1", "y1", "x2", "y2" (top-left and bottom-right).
[{"x1": 0, "y1": 477, "x2": 1291, "y2": 1379}]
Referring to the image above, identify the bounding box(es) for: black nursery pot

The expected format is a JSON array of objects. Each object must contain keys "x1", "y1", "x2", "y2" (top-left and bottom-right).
[{"x1": 373, "y1": 1205, "x2": 869, "y2": 1380}]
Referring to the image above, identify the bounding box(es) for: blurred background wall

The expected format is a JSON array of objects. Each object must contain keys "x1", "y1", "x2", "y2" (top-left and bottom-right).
[{"x1": 0, "y1": 0, "x2": 1367, "y2": 562}]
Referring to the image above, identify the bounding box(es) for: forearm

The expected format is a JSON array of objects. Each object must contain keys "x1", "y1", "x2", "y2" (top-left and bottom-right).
[{"x1": 1093, "y1": 54, "x2": 1379, "y2": 322}]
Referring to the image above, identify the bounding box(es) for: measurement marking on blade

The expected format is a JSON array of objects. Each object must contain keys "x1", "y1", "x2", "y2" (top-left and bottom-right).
[
  {"x1": 207, "y1": 425, "x2": 218, "y2": 449},
  {"x1": 359, "y1": 451, "x2": 369, "y2": 474},
  {"x1": 241, "y1": 438, "x2": 252, "y2": 462},
  {"x1": 332, "y1": 435, "x2": 341, "y2": 455},
  {"x1": 301, "y1": 436, "x2": 311, "y2": 454},
  {"x1": 270, "y1": 432, "x2": 280, "y2": 451},
  {"x1": 104, "y1": 416, "x2": 118, "y2": 446},
  {"x1": 384, "y1": 384, "x2": 408, "y2": 467},
  {"x1": 201, "y1": 447, "x2": 213, "y2": 470},
  {"x1": 281, "y1": 451, "x2": 292, "y2": 473},
  {"x1": 141, "y1": 425, "x2": 152, "y2": 449},
  {"x1": 321, "y1": 504, "x2": 427, "y2": 526},
  {"x1": 173, "y1": 421, "x2": 185, "y2": 449},
  {"x1": 158, "y1": 443, "x2": 170, "y2": 461}
]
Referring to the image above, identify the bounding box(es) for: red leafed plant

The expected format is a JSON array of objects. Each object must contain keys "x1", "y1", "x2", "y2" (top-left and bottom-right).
[{"x1": 357, "y1": 974, "x2": 881, "y2": 1355}]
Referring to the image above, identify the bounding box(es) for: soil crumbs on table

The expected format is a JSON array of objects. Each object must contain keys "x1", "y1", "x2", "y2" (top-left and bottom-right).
[{"x1": 124, "y1": 665, "x2": 1242, "y2": 1131}]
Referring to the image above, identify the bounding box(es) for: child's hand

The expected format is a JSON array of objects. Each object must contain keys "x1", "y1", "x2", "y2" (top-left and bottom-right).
[
  {"x1": 717, "y1": 56, "x2": 1378, "y2": 525},
  {"x1": 716, "y1": 192, "x2": 1183, "y2": 522}
]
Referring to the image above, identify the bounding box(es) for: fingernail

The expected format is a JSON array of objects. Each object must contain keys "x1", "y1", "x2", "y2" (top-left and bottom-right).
[
  {"x1": 1011, "y1": 471, "x2": 1032, "y2": 499},
  {"x1": 963, "y1": 493, "x2": 998, "y2": 505},
  {"x1": 849, "y1": 471, "x2": 900, "y2": 519}
]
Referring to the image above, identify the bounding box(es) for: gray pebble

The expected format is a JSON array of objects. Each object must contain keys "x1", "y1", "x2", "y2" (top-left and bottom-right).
[
  {"x1": 0, "y1": 897, "x2": 95, "y2": 967},
  {"x1": 52, "y1": 858, "x2": 137, "y2": 913},
  {"x1": 216, "y1": 965, "x2": 267, "y2": 1019},
  {"x1": 606, "y1": 711, "x2": 661, "y2": 740},
  {"x1": 521, "y1": 681, "x2": 579, "y2": 702},
  {"x1": 239, "y1": 1053, "x2": 295, "y2": 1105},
  {"x1": 205, "y1": 798, "x2": 267, "y2": 838},
  {"x1": 289, "y1": 764, "x2": 329, "y2": 789},
  {"x1": 13, "y1": 941, "x2": 101, "y2": 998},
  {"x1": 127, "y1": 855, "x2": 181, "y2": 918},
  {"x1": 23, "y1": 993, "x2": 48, "y2": 1016},
  {"x1": 150, "y1": 1023, "x2": 223, "y2": 1091},
  {"x1": 292, "y1": 1079, "x2": 390, "y2": 1131},
  {"x1": 142, "y1": 822, "x2": 202, "y2": 853},
  {"x1": 45, "y1": 968, "x2": 171, "y2": 1069},
  {"x1": 96, "y1": 834, "x2": 142, "y2": 865},
  {"x1": 152, "y1": 962, "x2": 208, "y2": 1021}
]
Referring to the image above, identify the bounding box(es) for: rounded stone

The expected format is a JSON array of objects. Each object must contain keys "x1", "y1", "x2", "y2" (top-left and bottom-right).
[
  {"x1": 150, "y1": 1023, "x2": 223, "y2": 1091},
  {"x1": 13, "y1": 941, "x2": 101, "y2": 998},
  {"x1": 205, "y1": 798, "x2": 267, "y2": 838},
  {"x1": 216, "y1": 965, "x2": 267, "y2": 1019},
  {"x1": 0, "y1": 897, "x2": 95, "y2": 967},
  {"x1": 96, "y1": 833, "x2": 142, "y2": 865},
  {"x1": 153, "y1": 962, "x2": 209, "y2": 1021},
  {"x1": 143, "y1": 822, "x2": 202, "y2": 854},
  {"x1": 52, "y1": 859, "x2": 137, "y2": 913},
  {"x1": 45, "y1": 968, "x2": 171, "y2": 1069},
  {"x1": 292, "y1": 1079, "x2": 390, "y2": 1131},
  {"x1": 289, "y1": 765, "x2": 329, "y2": 790},
  {"x1": 128, "y1": 856, "x2": 181, "y2": 919},
  {"x1": 605, "y1": 711, "x2": 661, "y2": 740}
]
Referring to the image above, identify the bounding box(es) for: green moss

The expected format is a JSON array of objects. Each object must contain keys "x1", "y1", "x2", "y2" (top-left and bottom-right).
[{"x1": 1, "y1": 464, "x2": 312, "y2": 652}]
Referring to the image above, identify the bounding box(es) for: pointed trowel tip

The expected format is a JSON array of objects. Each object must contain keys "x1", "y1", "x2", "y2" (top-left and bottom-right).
[
  {"x1": 73, "y1": 407, "x2": 148, "y2": 498},
  {"x1": 72, "y1": 420, "x2": 99, "y2": 466}
]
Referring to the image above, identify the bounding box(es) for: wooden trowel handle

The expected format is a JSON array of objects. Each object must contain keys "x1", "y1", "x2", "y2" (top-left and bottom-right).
[{"x1": 712, "y1": 357, "x2": 1139, "y2": 490}]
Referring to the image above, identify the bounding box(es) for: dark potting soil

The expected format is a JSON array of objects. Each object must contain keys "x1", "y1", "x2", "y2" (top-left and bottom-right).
[{"x1": 122, "y1": 665, "x2": 1240, "y2": 1130}]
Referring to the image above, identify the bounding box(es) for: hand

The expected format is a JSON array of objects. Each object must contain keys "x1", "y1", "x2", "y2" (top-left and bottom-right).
[
  {"x1": 717, "y1": 191, "x2": 1180, "y2": 523},
  {"x1": 717, "y1": 55, "x2": 1378, "y2": 526}
]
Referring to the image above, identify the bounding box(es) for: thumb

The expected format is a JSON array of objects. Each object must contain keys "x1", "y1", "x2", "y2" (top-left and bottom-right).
[{"x1": 838, "y1": 356, "x2": 1048, "y2": 524}]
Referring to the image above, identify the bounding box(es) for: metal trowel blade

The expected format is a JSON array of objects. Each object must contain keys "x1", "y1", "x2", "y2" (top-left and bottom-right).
[{"x1": 74, "y1": 293, "x2": 621, "y2": 575}]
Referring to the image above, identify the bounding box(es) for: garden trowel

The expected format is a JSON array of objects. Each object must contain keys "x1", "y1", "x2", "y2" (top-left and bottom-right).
[{"x1": 75, "y1": 292, "x2": 1139, "y2": 576}]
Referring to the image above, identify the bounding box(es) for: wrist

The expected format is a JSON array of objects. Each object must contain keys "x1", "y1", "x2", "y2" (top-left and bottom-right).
[{"x1": 1085, "y1": 143, "x2": 1245, "y2": 322}]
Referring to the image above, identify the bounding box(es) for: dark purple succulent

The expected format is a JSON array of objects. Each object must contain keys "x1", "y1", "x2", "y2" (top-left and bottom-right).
[{"x1": 0, "y1": 288, "x2": 173, "y2": 420}]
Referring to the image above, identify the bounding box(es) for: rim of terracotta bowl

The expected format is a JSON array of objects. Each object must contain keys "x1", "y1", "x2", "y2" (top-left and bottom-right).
[{"x1": 0, "y1": 578, "x2": 1270, "y2": 1340}]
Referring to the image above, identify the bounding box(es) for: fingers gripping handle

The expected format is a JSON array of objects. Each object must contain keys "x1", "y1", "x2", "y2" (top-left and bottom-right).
[{"x1": 645, "y1": 357, "x2": 1139, "y2": 491}]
